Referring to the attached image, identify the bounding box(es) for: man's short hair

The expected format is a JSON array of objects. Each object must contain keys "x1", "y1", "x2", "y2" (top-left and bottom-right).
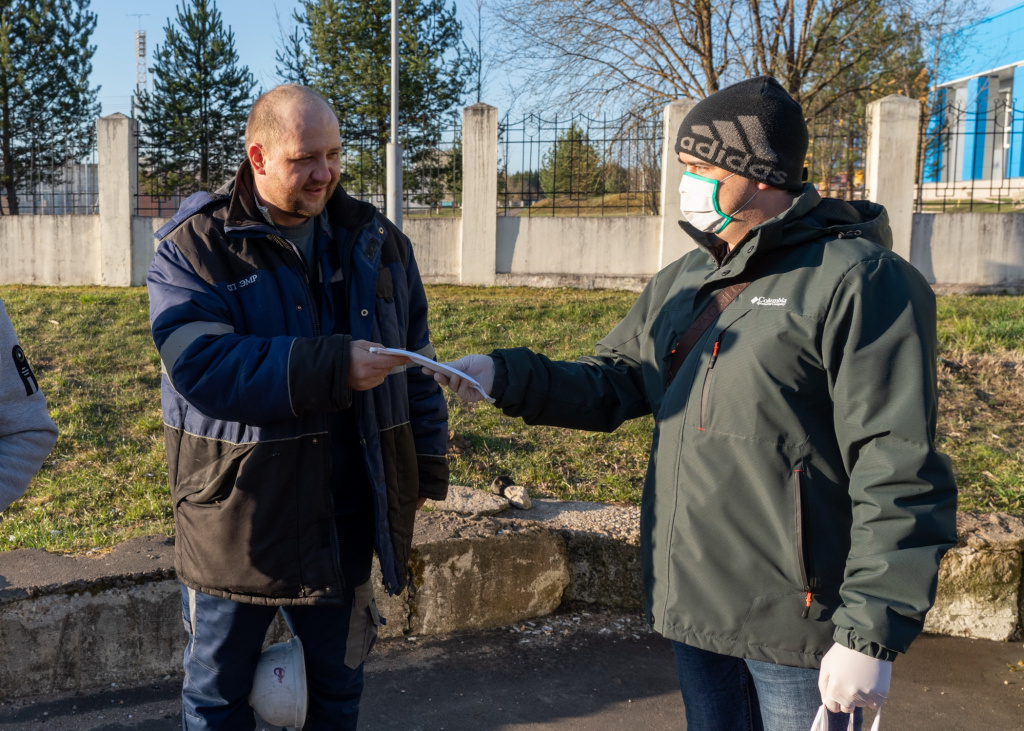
[{"x1": 245, "y1": 84, "x2": 335, "y2": 152}]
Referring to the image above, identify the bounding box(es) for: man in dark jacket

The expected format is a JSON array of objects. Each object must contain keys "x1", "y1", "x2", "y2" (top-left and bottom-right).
[
  {"x1": 147, "y1": 84, "x2": 449, "y2": 731},
  {"x1": 429, "y1": 77, "x2": 956, "y2": 731}
]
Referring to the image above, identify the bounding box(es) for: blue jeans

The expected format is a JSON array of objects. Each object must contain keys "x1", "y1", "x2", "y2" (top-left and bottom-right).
[
  {"x1": 180, "y1": 581, "x2": 380, "y2": 731},
  {"x1": 672, "y1": 641, "x2": 862, "y2": 731}
]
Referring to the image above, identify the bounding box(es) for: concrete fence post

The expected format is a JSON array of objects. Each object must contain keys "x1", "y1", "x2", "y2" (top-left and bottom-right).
[
  {"x1": 97, "y1": 114, "x2": 138, "y2": 287},
  {"x1": 461, "y1": 103, "x2": 498, "y2": 286},
  {"x1": 865, "y1": 94, "x2": 920, "y2": 262},
  {"x1": 659, "y1": 99, "x2": 698, "y2": 269}
]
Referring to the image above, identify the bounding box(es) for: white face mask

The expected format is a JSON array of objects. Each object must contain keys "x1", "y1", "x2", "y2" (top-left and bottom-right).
[{"x1": 678, "y1": 171, "x2": 756, "y2": 234}]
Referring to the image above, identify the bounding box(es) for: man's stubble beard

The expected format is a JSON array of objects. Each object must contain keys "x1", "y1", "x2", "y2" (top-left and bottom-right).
[{"x1": 286, "y1": 177, "x2": 340, "y2": 219}]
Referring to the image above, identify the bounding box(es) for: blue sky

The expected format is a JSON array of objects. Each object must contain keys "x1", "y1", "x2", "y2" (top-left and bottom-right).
[
  {"x1": 92, "y1": 0, "x2": 302, "y2": 115},
  {"x1": 90, "y1": 0, "x2": 505, "y2": 116},
  {"x1": 89, "y1": 0, "x2": 1024, "y2": 118}
]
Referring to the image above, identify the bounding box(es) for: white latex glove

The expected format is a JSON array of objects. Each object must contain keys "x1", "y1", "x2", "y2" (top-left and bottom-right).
[
  {"x1": 818, "y1": 642, "x2": 892, "y2": 713},
  {"x1": 424, "y1": 354, "x2": 495, "y2": 403}
]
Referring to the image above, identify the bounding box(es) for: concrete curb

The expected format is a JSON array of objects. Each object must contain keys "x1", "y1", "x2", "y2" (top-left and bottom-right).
[
  {"x1": 924, "y1": 511, "x2": 1024, "y2": 641},
  {"x1": 0, "y1": 499, "x2": 1020, "y2": 701}
]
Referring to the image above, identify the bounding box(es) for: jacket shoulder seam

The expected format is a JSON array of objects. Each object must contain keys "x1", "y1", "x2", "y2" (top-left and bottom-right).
[{"x1": 156, "y1": 194, "x2": 230, "y2": 241}]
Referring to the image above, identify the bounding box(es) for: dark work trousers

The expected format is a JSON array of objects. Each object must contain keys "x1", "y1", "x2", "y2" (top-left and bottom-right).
[{"x1": 179, "y1": 507, "x2": 379, "y2": 731}]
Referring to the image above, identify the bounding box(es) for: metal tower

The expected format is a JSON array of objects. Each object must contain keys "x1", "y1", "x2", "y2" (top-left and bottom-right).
[
  {"x1": 135, "y1": 30, "x2": 147, "y2": 90},
  {"x1": 127, "y1": 14, "x2": 150, "y2": 92}
]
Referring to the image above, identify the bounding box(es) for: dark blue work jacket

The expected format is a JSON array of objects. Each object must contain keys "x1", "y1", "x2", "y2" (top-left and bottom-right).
[{"x1": 147, "y1": 160, "x2": 448, "y2": 604}]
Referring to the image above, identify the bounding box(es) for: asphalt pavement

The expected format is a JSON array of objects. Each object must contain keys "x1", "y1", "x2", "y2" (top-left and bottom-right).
[{"x1": 1, "y1": 607, "x2": 1021, "y2": 730}]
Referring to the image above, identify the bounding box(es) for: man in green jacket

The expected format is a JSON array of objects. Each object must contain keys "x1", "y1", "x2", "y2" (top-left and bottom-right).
[{"x1": 430, "y1": 77, "x2": 957, "y2": 730}]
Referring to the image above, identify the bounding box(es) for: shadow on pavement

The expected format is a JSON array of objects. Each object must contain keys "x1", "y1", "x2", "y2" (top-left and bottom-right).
[{"x1": 3, "y1": 609, "x2": 1023, "y2": 730}]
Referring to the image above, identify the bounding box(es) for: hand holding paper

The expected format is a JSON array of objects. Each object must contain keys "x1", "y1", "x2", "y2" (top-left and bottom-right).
[
  {"x1": 367, "y1": 348, "x2": 495, "y2": 403},
  {"x1": 425, "y1": 354, "x2": 495, "y2": 403},
  {"x1": 351, "y1": 341, "x2": 409, "y2": 390}
]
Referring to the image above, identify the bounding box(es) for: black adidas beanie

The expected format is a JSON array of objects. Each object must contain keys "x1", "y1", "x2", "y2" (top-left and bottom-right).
[{"x1": 674, "y1": 76, "x2": 808, "y2": 191}]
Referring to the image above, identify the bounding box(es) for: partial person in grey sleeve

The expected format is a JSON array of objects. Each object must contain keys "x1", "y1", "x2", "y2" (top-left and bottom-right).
[{"x1": 0, "y1": 299, "x2": 58, "y2": 513}]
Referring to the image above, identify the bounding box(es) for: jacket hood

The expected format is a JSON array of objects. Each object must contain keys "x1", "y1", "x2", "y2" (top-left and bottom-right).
[{"x1": 775, "y1": 185, "x2": 892, "y2": 251}]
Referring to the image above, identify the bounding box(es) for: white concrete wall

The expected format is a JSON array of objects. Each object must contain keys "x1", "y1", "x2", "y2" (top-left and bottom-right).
[
  {"x1": 497, "y1": 215, "x2": 659, "y2": 280},
  {"x1": 5, "y1": 211, "x2": 1024, "y2": 293},
  {"x1": 911, "y1": 212, "x2": 1024, "y2": 290},
  {"x1": 131, "y1": 217, "x2": 169, "y2": 285},
  {"x1": 405, "y1": 215, "x2": 659, "y2": 290},
  {"x1": 404, "y1": 218, "x2": 461, "y2": 284},
  {"x1": 0, "y1": 215, "x2": 101, "y2": 285}
]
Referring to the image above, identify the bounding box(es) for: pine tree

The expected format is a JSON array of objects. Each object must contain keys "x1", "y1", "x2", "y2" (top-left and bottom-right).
[
  {"x1": 136, "y1": 0, "x2": 255, "y2": 198},
  {"x1": 281, "y1": 0, "x2": 468, "y2": 204},
  {"x1": 274, "y1": 13, "x2": 310, "y2": 86},
  {"x1": 539, "y1": 123, "x2": 603, "y2": 201},
  {"x1": 0, "y1": 0, "x2": 100, "y2": 215}
]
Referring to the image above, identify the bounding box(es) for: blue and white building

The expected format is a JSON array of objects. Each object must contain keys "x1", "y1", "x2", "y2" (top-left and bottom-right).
[{"x1": 922, "y1": 2, "x2": 1024, "y2": 192}]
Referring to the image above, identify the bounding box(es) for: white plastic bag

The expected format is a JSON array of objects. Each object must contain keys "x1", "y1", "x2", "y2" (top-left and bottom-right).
[{"x1": 809, "y1": 705, "x2": 881, "y2": 731}]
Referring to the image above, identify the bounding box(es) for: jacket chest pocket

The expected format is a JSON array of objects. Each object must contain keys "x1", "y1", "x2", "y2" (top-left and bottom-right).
[
  {"x1": 373, "y1": 266, "x2": 404, "y2": 347},
  {"x1": 694, "y1": 310, "x2": 749, "y2": 433},
  {"x1": 698, "y1": 329, "x2": 725, "y2": 431},
  {"x1": 690, "y1": 309, "x2": 824, "y2": 444},
  {"x1": 376, "y1": 268, "x2": 394, "y2": 302}
]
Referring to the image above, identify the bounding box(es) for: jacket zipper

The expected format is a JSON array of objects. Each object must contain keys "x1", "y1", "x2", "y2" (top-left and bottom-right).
[
  {"x1": 793, "y1": 467, "x2": 816, "y2": 618},
  {"x1": 320, "y1": 223, "x2": 377, "y2": 594},
  {"x1": 698, "y1": 331, "x2": 725, "y2": 430},
  {"x1": 269, "y1": 231, "x2": 339, "y2": 591},
  {"x1": 337, "y1": 223, "x2": 379, "y2": 588}
]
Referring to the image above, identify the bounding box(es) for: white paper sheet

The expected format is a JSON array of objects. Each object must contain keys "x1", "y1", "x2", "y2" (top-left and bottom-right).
[{"x1": 368, "y1": 347, "x2": 495, "y2": 402}]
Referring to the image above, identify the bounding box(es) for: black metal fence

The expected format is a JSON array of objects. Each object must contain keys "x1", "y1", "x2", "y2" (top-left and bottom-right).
[
  {"x1": 805, "y1": 110, "x2": 866, "y2": 202},
  {"x1": 135, "y1": 121, "x2": 238, "y2": 217},
  {"x1": 0, "y1": 140, "x2": 98, "y2": 215},
  {"x1": 61, "y1": 99, "x2": 1022, "y2": 220},
  {"x1": 498, "y1": 112, "x2": 662, "y2": 217},
  {"x1": 401, "y1": 116, "x2": 462, "y2": 217},
  {"x1": 915, "y1": 94, "x2": 1024, "y2": 213}
]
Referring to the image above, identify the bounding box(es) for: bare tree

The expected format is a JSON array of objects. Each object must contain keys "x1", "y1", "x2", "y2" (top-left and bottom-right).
[
  {"x1": 496, "y1": 0, "x2": 979, "y2": 118},
  {"x1": 463, "y1": 1, "x2": 500, "y2": 104},
  {"x1": 495, "y1": 0, "x2": 736, "y2": 114}
]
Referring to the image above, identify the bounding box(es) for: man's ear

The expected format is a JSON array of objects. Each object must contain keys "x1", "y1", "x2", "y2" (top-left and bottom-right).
[{"x1": 248, "y1": 144, "x2": 267, "y2": 175}]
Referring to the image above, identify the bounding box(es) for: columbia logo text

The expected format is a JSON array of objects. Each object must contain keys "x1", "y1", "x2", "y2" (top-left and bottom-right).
[
  {"x1": 227, "y1": 274, "x2": 259, "y2": 292},
  {"x1": 750, "y1": 296, "x2": 788, "y2": 307}
]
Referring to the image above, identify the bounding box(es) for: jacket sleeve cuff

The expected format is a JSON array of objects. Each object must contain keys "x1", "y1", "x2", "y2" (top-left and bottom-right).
[
  {"x1": 288, "y1": 334, "x2": 353, "y2": 415},
  {"x1": 832, "y1": 626, "x2": 899, "y2": 663},
  {"x1": 488, "y1": 350, "x2": 510, "y2": 404},
  {"x1": 417, "y1": 454, "x2": 449, "y2": 501}
]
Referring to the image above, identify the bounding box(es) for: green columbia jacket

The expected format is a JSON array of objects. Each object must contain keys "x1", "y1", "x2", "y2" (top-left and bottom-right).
[{"x1": 490, "y1": 185, "x2": 957, "y2": 668}]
